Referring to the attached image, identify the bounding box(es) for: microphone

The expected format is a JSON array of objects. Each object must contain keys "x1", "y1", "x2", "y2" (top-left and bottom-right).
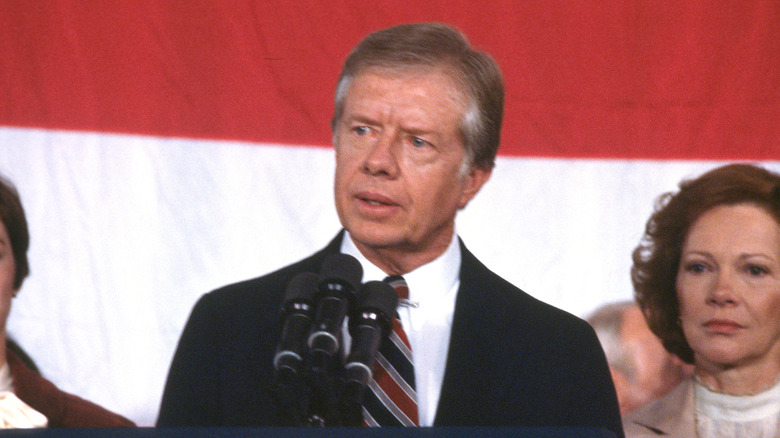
[
  {"x1": 273, "y1": 272, "x2": 321, "y2": 384},
  {"x1": 271, "y1": 271, "x2": 320, "y2": 426},
  {"x1": 307, "y1": 253, "x2": 363, "y2": 363},
  {"x1": 340, "y1": 280, "x2": 398, "y2": 425},
  {"x1": 305, "y1": 253, "x2": 363, "y2": 426}
]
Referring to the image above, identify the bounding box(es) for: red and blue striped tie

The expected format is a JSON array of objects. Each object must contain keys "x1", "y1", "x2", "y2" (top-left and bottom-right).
[{"x1": 362, "y1": 275, "x2": 419, "y2": 426}]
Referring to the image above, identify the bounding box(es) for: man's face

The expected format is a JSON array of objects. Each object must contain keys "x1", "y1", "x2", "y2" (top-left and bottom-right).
[{"x1": 333, "y1": 68, "x2": 490, "y2": 270}]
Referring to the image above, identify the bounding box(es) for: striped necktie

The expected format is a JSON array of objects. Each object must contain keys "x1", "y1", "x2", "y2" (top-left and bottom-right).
[{"x1": 362, "y1": 275, "x2": 419, "y2": 426}]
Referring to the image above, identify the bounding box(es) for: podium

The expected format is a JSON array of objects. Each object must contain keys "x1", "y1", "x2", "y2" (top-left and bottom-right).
[{"x1": 0, "y1": 427, "x2": 617, "y2": 437}]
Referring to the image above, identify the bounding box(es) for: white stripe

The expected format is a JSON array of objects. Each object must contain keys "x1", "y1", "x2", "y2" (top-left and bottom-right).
[
  {"x1": 388, "y1": 330, "x2": 413, "y2": 361},
  {"x1": 3, "y1": 127, "x2": 778, "y2": 425},
  {"x1": 362, "y1": 407, "x2": 379, "y2": 427}
]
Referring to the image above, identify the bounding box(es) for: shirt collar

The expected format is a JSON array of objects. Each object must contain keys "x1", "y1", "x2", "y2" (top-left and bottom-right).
[{"x1": 340, "y1": 230, "x2": 461, "y2": 305}]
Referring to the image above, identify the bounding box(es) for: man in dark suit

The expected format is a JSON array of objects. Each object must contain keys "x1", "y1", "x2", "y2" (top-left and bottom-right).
[{"x1": 157, "y1": 23, "x2": 623, "y2": 436}]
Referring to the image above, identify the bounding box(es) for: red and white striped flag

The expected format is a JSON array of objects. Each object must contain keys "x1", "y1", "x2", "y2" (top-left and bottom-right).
[{"x1": 1, "y1": 1, "x2": 777, "y2": 425}]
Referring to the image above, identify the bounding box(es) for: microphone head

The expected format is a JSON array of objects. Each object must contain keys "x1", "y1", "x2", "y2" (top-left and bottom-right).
[
  {"x1": 283, "y1": 272, "x2": 320, "y2": 304},
  {"x1": 349, "y1": 281, "x2": 398, "y2": 337},
  {"x1": 355, "y1": 280, "x2": 398, "y2": 317},
  {"x1": 319, "y1": 253, "x2": 363, "y2": 292}
]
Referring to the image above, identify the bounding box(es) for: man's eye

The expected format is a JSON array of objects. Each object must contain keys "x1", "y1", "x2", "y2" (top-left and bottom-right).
[
  {"x1": 411, "y1": 137, "x2": 427, "y2": 147},
  {"x1": 354, "y1": 126, "x2": 370, "y2": 136}
]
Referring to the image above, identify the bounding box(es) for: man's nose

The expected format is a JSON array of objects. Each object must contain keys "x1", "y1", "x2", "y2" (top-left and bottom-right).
[{"x1": 362, "y1": 132, "x2": 400, "y2": 177}]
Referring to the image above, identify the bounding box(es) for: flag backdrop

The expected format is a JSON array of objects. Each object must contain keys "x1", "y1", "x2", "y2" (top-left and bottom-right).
[{"x1": 1, "y1": 0, "x2": 778, "y2": 426}]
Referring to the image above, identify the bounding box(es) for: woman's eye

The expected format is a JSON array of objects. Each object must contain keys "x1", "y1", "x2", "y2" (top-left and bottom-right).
[
  {"x1": 684, "y1": 263, "x2": 706, "y2": 274},
  {"x1": 746, "y1": 264, "x2": 768, "y2": 276}
]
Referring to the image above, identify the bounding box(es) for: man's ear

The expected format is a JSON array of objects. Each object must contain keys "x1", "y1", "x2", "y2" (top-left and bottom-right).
[{"x1": 458, "y1": 166, "x2": 492, "y2": 209}]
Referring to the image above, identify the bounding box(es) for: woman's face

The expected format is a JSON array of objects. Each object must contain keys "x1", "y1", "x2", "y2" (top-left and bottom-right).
[
  {"x1": 0, "y1": 220, "x2": 16, "y2": 332},
  {"x1": 676, "y1": 204, "x2": 780, "y2": 378}
]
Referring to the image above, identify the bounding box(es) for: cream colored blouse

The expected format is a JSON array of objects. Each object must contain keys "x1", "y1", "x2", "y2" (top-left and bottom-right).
[{"x1": 695, "y1": 376, "x2": 780, "y2": 438}]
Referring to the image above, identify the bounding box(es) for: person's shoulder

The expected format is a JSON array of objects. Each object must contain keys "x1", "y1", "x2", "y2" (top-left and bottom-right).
[
  {"x1": 8, "y1": 349, "x2": 135, "y2": 427},
  {"x1": 461, "y1": 242, "x2": 589, "y2": 329},
  {"x1": 208, "y1": 253, "x2": 323, "y2": 300},
  {"x1": 171, "y1": 239, "x2": 341, "y2": 360},
  {"x1": 201, "y1": 235, "x2": 341, "y2": 308},
  {"x1": 623, "y1": 378, "x2": 693, "y2": 437},
  {"x1": 50, "y1": 391, "x2": 136, "y2": 427}
]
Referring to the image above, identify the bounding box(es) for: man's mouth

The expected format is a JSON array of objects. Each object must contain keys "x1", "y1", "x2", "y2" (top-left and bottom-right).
[
  {"x1": 356, "y1": 192, "x2": 395, "y2": 207},
  {"x1": 363, "y1": 198, "x2": 390, "y2": 206}
]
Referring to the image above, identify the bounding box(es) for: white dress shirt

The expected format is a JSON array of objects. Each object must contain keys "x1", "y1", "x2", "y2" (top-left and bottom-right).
[{"x1": 341, "y1": 231, "x2": 461, "y2": 426}]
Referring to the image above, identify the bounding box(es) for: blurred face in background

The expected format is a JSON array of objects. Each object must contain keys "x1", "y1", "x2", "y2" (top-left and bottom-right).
[
  {"x1": 676, "y1": 204, "x2": 780, "y2": 391},
  {"x1": 0, "y1": 220, "x2": 16, "y2": 336},
  {"x1": 615, "y1": 307, "x2": 692, "y2": 414}
]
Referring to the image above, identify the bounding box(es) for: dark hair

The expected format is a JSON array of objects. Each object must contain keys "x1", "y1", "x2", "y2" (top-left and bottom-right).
[
  {"x1": 0, "y1": 175, "x2": 30, "y2": 290},
  {"x1": 331, "y1": 22, "x2": 504, "y2": 171},
  {"x1": 631, "y1": 163, "x2": 780, "y2": 363}
]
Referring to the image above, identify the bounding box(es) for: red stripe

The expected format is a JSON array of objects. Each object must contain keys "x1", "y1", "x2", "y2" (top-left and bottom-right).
[
  {"x1": 1, "y1": 1, "x2": 777, "y2": 159},
  {"x1": 374, "y1": 365, "x2": 417, "y2": 413},
  {"x1": 373, "y1": 356, "x2": 419, "y2": 425}
]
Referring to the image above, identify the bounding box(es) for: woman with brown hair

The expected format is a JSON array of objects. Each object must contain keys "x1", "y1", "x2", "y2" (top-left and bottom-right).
[{"x1": 624, "y1": 163, "x2": 780, "y2": 437}]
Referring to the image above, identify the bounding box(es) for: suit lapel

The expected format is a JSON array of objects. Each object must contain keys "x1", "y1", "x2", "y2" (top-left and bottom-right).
[{"x1": 434, "y1": 241, "x2": 507, "y2": 425}]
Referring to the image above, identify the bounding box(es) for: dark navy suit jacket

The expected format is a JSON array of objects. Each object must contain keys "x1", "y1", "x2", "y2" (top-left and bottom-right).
[{"x1": 157, "y1": 232, "x2": 624, "y2": 437}]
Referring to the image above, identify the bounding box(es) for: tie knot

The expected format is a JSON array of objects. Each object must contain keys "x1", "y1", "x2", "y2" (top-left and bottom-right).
[{"x1": 383, "y1": 275, "x2": 408, "y2": 300}]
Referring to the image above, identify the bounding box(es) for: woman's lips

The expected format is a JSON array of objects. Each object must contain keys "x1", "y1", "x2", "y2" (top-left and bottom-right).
[{"x1": 703, "y1": 319, "x2": 744, "y2": 333}]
